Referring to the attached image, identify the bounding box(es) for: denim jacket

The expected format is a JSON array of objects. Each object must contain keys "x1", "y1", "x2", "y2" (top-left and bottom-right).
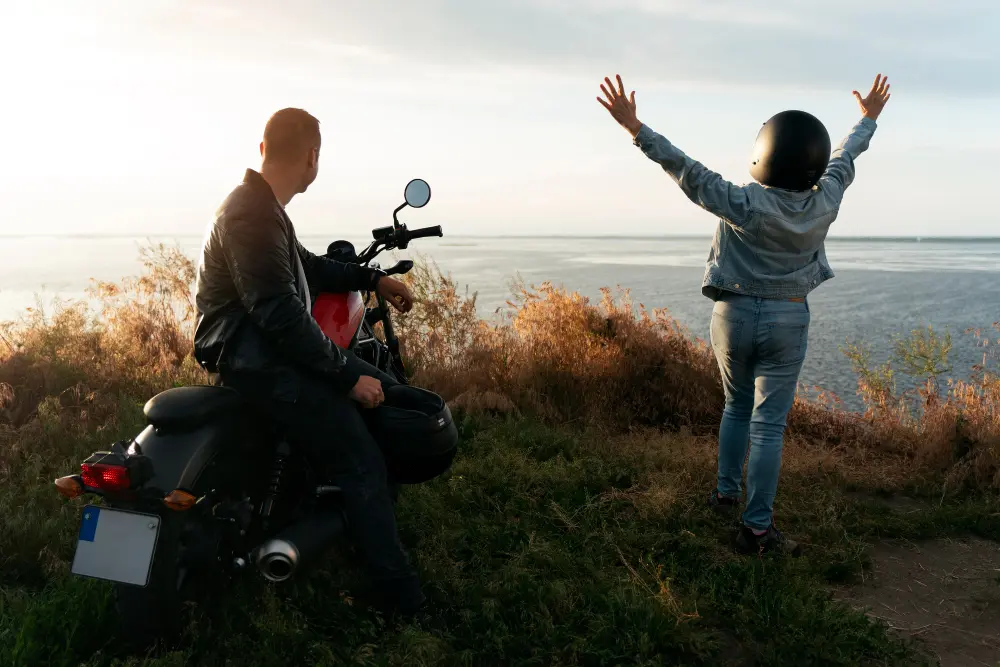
[{"x1": 633, "y1": 117, "x2": 878, "y2": 300}]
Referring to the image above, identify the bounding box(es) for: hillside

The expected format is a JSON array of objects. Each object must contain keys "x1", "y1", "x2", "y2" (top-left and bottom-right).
[{"x1": 1, "y1": 245, "x2": 997, "y2": 666}]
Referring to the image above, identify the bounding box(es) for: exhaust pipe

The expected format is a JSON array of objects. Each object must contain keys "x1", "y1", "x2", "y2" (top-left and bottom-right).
[{"x1": 253, "y1": 507, "x2": 347, "y2": 583}]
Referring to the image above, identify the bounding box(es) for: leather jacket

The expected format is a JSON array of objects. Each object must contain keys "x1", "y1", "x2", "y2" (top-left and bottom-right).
[{"x1": 193, "y1": 169, "x2": 380, "y2": 393}]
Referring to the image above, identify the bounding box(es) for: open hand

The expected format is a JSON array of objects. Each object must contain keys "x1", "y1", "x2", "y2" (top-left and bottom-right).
[
  {"x1": 853, "y1": 74, "x2": 891, "y2": 121},
  {"x1": 376, "y1": 275, "x2": 414, "y2": 313},
  {"x1": 597, "y1": 74, "x2": 643, "y2": 137}
]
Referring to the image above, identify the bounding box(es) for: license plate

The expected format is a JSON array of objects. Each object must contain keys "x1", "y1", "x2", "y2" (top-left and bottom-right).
[{"x1": 70, "y1": 505, "x2": 161, "y2": 587}]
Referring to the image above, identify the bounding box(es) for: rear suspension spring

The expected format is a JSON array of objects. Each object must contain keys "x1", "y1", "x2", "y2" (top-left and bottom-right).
[{"x1": 260, "y1": 440, "x2": 292, "y2": 522}]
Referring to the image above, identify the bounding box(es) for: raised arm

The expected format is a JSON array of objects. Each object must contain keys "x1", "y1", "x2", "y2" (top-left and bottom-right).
[
  {"x1": 819, "y1": 74, "x2": 891, "y2": 203},
  {"x1": 632, "y1": 125, "x2": 751, "y2": 227},
  {"x1": 597, "y1": 74, "x2": 750, "y2": 228},
  {"x1": 817, "y1": 118, "x2": 877, "y2": 203}
]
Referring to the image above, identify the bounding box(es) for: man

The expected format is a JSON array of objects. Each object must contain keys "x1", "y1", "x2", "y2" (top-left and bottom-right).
[
  {"x1": 193, "y1": 108, "x2": 425, "y2": 616},
  {"x1": 598, "y1": 74, "x2": 891, "y2": 555}
]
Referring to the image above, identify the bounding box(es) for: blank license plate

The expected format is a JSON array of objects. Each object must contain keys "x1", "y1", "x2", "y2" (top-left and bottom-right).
[{"x1": 70, "y1": 505, "x2": 160, "y2": 587}]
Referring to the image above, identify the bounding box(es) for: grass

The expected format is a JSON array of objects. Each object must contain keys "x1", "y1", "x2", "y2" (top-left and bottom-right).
[{"x1": 1, "y1": 245, "x2": 998, "y2": 666}]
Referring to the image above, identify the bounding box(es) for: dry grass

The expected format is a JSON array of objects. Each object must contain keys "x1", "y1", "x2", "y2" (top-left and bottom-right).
[
  {"x1": 1, "y1": 245, "x2": 997, "y2": 498},
  {"x1": 395, "y1": 257, "x2": 1000, "y2": 496},
  {"x1": 0, "y1": 244, "x2": 203, "y2": 476},
  {"x1": 396, "y1": 269, "x2": 723, "y2": 431}
]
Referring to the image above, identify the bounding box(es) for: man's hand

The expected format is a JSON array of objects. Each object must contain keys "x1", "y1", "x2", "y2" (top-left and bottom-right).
[
  {"x1": 350, "y1": 375, "x2": 384, "y2": 409},
  {"x1": 376, "y1": 276, "x2": 414, "y2": 313},
  {"x1": 853, "y1": 74, "x2": 891, "y2": 121},
  {"x1": 597, "y1": 74, "x2": 642, "y2": 138}
]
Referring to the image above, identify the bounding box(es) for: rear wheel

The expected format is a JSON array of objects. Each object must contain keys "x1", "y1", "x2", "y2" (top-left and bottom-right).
[
  {"x1": 112, "y1": 510, "x2": 188, "y2": 648},
  {"x1": 112, "y1": 503, "x2": 229, "y2": 649}
]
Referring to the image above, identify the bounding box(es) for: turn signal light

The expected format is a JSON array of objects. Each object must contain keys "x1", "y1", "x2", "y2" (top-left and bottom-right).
[
  {"x1": 163, "y1": 489, "x2": 197, "y2": 511},
  {"x1": 54, "y1": 475, "x2": 83, "y2": 499}
]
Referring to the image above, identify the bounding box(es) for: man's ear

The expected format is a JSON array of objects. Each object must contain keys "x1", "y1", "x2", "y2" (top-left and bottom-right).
[
  {"x1": 308, "y1": 147, "x2": 319, "y2": 169},
  {"x1": 259, "y1": 141, "x2": 265, "y2": 158}
]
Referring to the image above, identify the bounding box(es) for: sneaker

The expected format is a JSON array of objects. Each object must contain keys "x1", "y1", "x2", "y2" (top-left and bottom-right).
[
  {"x1": 707, "y1": 489, "x2": 740, "y2": 518},
  {"x1": 735, "y1": 524, "x2": 802, "y2": 557}
]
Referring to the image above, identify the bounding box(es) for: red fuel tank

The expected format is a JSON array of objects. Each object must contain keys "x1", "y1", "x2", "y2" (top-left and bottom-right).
[{"x1": 313, "y1": 291, "x2": 365, "y2": 349}]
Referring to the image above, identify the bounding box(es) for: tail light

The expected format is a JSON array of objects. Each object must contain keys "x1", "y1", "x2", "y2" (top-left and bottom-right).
[
  {"x1": 64, "y1": 443, "x2": 154, "y2": 496},
  {"x1": 81, "y1": 462, "x2": 131, "y2": 492}
]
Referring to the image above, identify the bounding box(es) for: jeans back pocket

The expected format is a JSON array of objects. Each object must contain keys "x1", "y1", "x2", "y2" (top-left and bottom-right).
[
  {"x1": 761, "y1": 317, "x2": 809, "y2": 366},
  {"x1": 711, "y1": 311, "x2": 745, "y2": 357}
]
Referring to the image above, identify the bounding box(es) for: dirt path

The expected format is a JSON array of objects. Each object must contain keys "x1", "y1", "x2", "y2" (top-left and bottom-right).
[{"x1": 838, "y1": 535, "x2": 1000, "y2": 666}]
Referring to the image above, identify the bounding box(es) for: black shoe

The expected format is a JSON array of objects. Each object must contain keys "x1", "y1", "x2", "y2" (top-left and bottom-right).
[
  {"x1": 707, "y1": 489, "x2": 740, "y2": 519},
  {"x1": 354, "y1": 575, "x2": 427, "y2": 620},
  {"x1": 734, "y1": 524, "x2": 802, "y2": 557}
]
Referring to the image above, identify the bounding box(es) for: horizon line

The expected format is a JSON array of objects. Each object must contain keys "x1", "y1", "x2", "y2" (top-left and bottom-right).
[{"x1": 2, "y1": 233, "x2": 1000, "y2": 242}]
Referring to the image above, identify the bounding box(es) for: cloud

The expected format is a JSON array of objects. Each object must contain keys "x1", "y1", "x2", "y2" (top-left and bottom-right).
[
  {"x1": 297, "y1": 41, "x2": 397, "y2": 63},
  {"x1": 274, "y1": 0, "x2": 999, "y2": 97},
  {"x1": 189, "y1": 4, "x2": 243, "y2": 21},
  {"x1": 42, "y1": 0, "x2": 994, "y2": 99},
  {"x1": 536, "y1": 0, "x2": 810, "y2": 27}
]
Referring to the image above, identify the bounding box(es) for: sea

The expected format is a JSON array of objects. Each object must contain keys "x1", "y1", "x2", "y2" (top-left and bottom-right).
[{"x1": 1, "y1": 234, "x2": 998, "y2": 411}]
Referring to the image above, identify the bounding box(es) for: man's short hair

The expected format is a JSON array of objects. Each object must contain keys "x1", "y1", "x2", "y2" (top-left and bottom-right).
[{"x1": 262, "y1": 108, "x2": 320, "y2": 163}]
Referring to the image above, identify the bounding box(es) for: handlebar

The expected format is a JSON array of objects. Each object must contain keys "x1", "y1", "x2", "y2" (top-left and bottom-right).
[
  {"x1": 371, "y1": 224, "x2": 443, "y2": 243},
  {"x1": 360, "y1": 222, "x2": 444, "y2": 264},
  {"x1": 408, "y1": 225, "x2": 443, "y2": 240}
]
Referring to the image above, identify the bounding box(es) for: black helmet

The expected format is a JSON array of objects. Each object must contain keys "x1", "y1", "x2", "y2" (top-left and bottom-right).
[
  {"x1": 367, "y1": 385, "x2": 458, "y2": 484},
  {"x1": 749, "y1": 110, "x2": 831, "y2": 191}
]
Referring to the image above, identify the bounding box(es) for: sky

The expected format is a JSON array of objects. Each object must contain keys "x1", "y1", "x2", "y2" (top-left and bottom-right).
[{"x1": 1, "y1": 0, "x2": 998, "y2": 239}]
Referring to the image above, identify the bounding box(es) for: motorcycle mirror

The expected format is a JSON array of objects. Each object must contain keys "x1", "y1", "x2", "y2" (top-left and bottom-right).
[
  {"x1": 403, "y1": 179, "x2": 431, "y2": 208},
  {"x1": 384, "y1": 259, "x2": 415, "y2": 276}
]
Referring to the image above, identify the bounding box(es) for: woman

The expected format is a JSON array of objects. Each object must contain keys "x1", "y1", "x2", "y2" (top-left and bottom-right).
[{"x1": 598, "y1": 73, "x2": 891, "y2": 555}]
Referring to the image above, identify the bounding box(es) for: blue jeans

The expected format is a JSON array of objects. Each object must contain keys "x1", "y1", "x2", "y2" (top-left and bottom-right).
[{"x1": 709, "y1": 292, "x2": 810, "y2": 530}]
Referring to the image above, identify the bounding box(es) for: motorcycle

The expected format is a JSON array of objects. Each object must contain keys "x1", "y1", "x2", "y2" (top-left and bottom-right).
[
  {"x1": 53, "y1": 179, "x2": 453, "y2": 647},
  {"x1": 314, "y1": 177, "x2": 440, "y2": 383}
]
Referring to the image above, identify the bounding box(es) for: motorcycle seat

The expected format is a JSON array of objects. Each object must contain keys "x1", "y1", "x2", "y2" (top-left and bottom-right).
[{"x1": 143, "y1": 385, "x2": 246, "y2": 432}]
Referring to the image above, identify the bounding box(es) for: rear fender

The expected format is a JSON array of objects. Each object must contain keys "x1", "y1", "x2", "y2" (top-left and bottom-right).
[{"x1": 129, "y1": 413, "x2": 263, "y2": 494}]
